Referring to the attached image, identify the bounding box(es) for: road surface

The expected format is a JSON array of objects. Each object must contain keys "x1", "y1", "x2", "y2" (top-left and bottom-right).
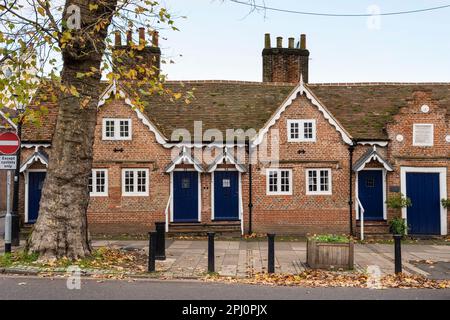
[{"x1": 0, "y1": 275, "x2": 448, "y2": 300}]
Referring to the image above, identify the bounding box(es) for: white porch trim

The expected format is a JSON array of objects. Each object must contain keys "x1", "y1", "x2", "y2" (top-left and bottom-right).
[
  {"x1": 170, "y1": 169, "x2": 202, "y2": 223},
  {"x1": 400, "y1": 167, "x2": 447, "y2": 235},
  {"x1": 210, "y1": 169, "x2": 242, "y2": 224},
  {"x1": 252, "y1": 76, "x2": 353, "y2": 146},
  {"x1": 97, "y1": 81, "x2": 169, "y2": 147},
  {"x1": 24, "y1": 168, "x2": 46, "y2": 224},
  {"x1": 355, "y1": 168, "x2": 388, "y2": 220}
]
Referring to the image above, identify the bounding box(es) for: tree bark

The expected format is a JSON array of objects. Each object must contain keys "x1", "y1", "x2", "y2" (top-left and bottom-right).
[{"x1": 27, "y1": 0, "x2": 118, "y2": 260}]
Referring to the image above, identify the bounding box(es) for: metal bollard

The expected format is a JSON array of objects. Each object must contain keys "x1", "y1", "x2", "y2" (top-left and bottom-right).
[
  {"x1": 393, "y1": 234, "x2": 402, "y2": 274},
  {"x1": 207, "y1": 232, "x2": 215, "y2": 273},
  {"x1": 148, "y1": 231, "x2": 157, "y2": 272},
  {"x1": 155, "y1": 222, "x2": 166, "y2": 260},
  {"x1": 267, "y1": 233, "x2": 275, "y2": 274},
  {"x1": 4, "y1": 212, "x2": 12, "y2": 253}
]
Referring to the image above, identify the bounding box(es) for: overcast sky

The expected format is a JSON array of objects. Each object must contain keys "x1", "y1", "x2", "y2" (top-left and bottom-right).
[{"x1": 157, "y1": 0, "x2": 450, "y2": 83}]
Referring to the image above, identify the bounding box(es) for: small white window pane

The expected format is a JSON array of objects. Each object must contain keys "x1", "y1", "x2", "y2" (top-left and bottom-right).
[
  {"x1": 304, "y1": 122, "x2": 313, "y2": 139},
  {"x1": 308, "y1": 170, "x2": 317, "y2": 192},
  {"x1": 105, "y1": 120, "x2": 115, "y2": 138},
  {"x1": 281, "y1": 170, "x2": 290, "y2": 192},
  {"x1": 223, "y1": 179, "x2": 231, "y2": 188},
  {"x1": 269, "y1": 171, "x2": 278, "y2": 192},
  {"x1": 125, "y1": 170, "x2": 134, "y2": 193},
  {"x1": 137, "y1": 170, "x2": 146, "y2": 193},
  {"x1": 320, "y1": 170, "x2": 329, "y2": 192},
  {"x1": 120, "y1": 120, "x2": 130, "y2": 138},
  {"x1": 290, "y1": 122, "x2": 299, "y2": 140}
]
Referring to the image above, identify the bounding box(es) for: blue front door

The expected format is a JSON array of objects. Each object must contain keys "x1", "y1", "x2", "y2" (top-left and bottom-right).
[
  {"x1": 214, "y1": 171, "x2": 239, "y2": 220},
  {"x1": 28, "y1": 171, "x2": 46, "y2": 223},
  {"x1": 406, "y1": 172, "x2": 440, "y2": 235},
  {"x1": 173, "y1": 171, "x2": 199, "y2": 222},
  {"x1": 358, "y1": 170, "x2": 384, "y2": 220}
]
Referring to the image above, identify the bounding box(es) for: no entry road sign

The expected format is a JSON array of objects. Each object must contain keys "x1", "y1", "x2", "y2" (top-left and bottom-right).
[{"x1": 0, "y1": 132, "x2": 20, "y2": 155}]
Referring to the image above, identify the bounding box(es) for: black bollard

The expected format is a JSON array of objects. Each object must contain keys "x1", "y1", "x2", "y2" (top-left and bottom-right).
[
  {"x1": 207, "y1": 232, "x2": 215, "y2": 273},
  {"x1": 148, "y1": 231, "x2": 157, "y2": 272},
  {"x1": 155, "y1": 222, "x2": 166, "y2": 260},
  {"x1": 267, "y1": 233, "x2": 275, "y2": 274},
  {"x1": 393, "y1": 234, "x2": 402, "y2": 274}
]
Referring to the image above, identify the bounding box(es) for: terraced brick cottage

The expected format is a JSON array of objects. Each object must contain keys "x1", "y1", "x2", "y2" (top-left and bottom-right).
[{"x1": 5, "y1": 31, "x2": 449, "y2": 237}]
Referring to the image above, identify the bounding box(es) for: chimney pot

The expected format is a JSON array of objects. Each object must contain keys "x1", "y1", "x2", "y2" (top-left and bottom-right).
[
  {"x1": 300, "y1": 34, "x2": 306, "y2": 49},
  {"x1": 126, "y1": 30, "x2": 132, "y2": 46},
  {"x1": 288, "y1": 37, "x2": 294, "y2": 49},
  {"x1": 139, "y1": 27, "x2": 145, "y2": 45},
  {"x1": 276, "y1": 37, "x2": 282, "y2": 48},
  {"x1": 264, "y1": 33, "x2": 271, "y2": 49},
  {"x1": 114, "y1": 31, "x2": 121, "y2": 47},
  {"x1": 152, "y1": 30, "x2": 159, "y2": 47}
]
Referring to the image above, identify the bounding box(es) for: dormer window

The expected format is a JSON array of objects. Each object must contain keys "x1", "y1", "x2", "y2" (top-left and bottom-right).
[
  {"x1": 287, "y1": 119, "x2": 316, "y2": 142},
  {"x1": 413, "y1": 124, "x2": 433, "y2": 146},
  {"x1": 102, "y1": 118, "x2": 132, "y2": 140}
]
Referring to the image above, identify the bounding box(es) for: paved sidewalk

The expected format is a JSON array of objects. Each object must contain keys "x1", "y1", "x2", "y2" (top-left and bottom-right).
[
  {"x1": 92, "y1": 240, "x2": 450, "y2": 279},
  {"x1": 1, "y1": 238, "x2": 449, "y2": 279}
]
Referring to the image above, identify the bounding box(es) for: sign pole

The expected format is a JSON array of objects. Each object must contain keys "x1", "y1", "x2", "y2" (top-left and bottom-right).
[
  {"x1": 4, "y1": 170, "x2": 12, "y2": 253},
  {"x1": 11, "y1": 122, "x2": 22, "y2": 246},
  {"x1": 0, "y1": 131, "x2": 20, "y2": 250}
]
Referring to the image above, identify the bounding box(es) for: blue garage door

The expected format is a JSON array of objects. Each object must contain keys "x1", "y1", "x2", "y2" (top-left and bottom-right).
[
  {"x1": 358, "y1": 170, "x2": 384, "y2": 220},
  {"x1": 173, "y1": 171, "x2": 199, "y2": 222},
  {"x1": 406, "y1": 172, "x2": 440, "y2": 235},
  {"x1": 214, "y1": 171, "x2": 239, "y2": 220},
  {"x1": 28, "y1": 171, "x2": 46, "y2": 223}
]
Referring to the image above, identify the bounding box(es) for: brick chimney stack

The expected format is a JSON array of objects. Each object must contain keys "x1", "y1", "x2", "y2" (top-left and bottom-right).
[
  {"x1": 113, "y1": 28, "x2": 161, "y2": 79},
  {"x1": 262, "y1": 33, "x2": 310, "y2": 84}
]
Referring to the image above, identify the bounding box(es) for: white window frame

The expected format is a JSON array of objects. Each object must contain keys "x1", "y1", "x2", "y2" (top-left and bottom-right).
[
  {"x1": 306, "y1": 168, "x2": 332, "y2": 195},
  {"x1": 412, "y1": 123, "x2": 434, "y2": 146},
  {"x1": 266, "y1": 168, "x2": 293, "y2": 195},
  {"x1": 89, "y1": 169, "x2": 108, "y2": 197},
  {"x1": 287, "y1": 119, "x2": 316, "y2": 142},
  {"x1": 102, "y1": 118, "x2": 132, "y2": 141},
  {"x1": 122, "y1": 168, "x2": 149, "y2": 196}
]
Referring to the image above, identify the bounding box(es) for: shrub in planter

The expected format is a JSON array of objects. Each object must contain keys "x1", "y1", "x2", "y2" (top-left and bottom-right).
[
  {"x1": 441, "y1": 199, "x2": 450, "y2": 209},
  {"x1": 388, "y1": 217, "x2": 407, "y2": 236},
  {"x1": 306, "y1": 234, "x2": 354, "y2": 270},
  {"x1": 386, "y1": 193, "x2": 412, "y2": 210}
]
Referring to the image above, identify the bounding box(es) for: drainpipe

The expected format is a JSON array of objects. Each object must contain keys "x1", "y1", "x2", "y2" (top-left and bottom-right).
[
  {"x1": 247, "y1": 142, "x2": 253, "y2": 235},
  {"x1": 348, "y1": 143, "x2": 355, "y2": 237}
]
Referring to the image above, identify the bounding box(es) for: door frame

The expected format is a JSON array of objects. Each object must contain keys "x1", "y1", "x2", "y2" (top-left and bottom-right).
[
  {"x1": 24, "y1": 169, "x2": 47, "y2": 223},
  {"x1": 400, "y1": 167, "x2": 447, "y2": 235},
  {"x1": 210, "y1": 168, "x2": 242, "y2": 221},
  {"x1": 355, "y1": 168, "x2": 387, "y2": 220},
  {"x1": 170, "y1": 169, "x2": 202, "y2": 223}
]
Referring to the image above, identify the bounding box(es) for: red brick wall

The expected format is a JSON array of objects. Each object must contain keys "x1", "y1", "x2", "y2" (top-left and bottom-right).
[
  {"x1": 385, "y1": 91, "x2": 449, "y2": 233},
  {"x1": 247, "y1": 94, "x2": 353, "y2": 235},
  {"x1": 87, "y1": 98, "x2": 172, "y2": 233}
]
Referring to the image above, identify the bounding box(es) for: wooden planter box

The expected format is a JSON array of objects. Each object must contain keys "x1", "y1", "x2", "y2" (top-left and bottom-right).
[{"x1": 307, "y1": 239, "x2": 354, "y2": 270}]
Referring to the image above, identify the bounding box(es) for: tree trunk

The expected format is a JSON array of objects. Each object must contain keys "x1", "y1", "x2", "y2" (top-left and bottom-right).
[{"x1": 27, "y1": 0, "x2": 117, "y2": 260}]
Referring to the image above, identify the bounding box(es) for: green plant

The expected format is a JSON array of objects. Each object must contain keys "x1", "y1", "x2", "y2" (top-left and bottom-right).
[
  {"x1": 389, "y1": 217, "x2": 407, "y2": 235},
  {"x1": 441, "y1": 199, "x2": 450, "y2": 209},
  {"x1": 386, "y1": 193, "x2": 412, "y2": 209},
  {"x1": 309, "y1": 234, "x2": 349, "y2": 243}
]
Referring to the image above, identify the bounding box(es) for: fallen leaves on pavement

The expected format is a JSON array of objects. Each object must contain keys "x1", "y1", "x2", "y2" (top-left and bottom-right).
[{"x1": 204, "y1": 270, "x2": 450, "y2": 289}]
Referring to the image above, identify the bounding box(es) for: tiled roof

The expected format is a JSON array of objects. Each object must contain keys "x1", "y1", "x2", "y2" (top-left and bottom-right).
[
  {"x1": 20, "y1": 81, "x2": 450, "y2": 142},
  {"x1": 307, "y1": 83, "x2": 450, "y2": 140},
  {"x1": 139, "y1": 81, "x2": 295, "y2": 140}
]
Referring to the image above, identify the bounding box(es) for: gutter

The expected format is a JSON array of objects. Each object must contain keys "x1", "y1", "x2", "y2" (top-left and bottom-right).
[{"x1": 348, "y1": 142, "x2": 355, "y2": 236}]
